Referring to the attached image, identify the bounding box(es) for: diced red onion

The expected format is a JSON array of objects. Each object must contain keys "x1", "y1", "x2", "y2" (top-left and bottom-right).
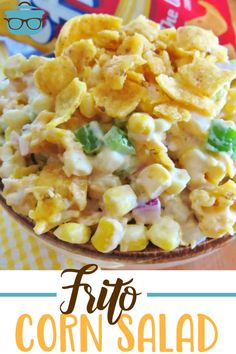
[{"x1": 132, "y1": 198, "x2": 161, "y2": 224}]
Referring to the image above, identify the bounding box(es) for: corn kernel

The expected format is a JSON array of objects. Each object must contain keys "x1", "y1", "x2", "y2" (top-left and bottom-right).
[
  {"x1": 4, "y1": 54, "x2": 27, "y2": 79},
  {"x1": 30, "y1": 196, "x2": 67, "y2": 234},
  {"x1": 30, "y1": 197, "x2": 65, "y2": 222},
  {"x1": 13, "y1": 166, "x2": 38, "y2": 178},
  {"x1": 3, "y1": 109, "x2": 30, "y2": 130},
  {"x1": 163, "y1": 196, "x2": 192, "y2": 224},
  {"x1": 154, "y1": 118, "x2": 171, "y2": 134},
  {"x1": 80, "y1": 92, "x2": 97, "y2": 119},
  {"x1": 180, "y1": 148, "x2": 225, "y2": 188},
  {"x1": 31, "y1": 94, "x2": 54, "y2": 114},
  {"x1": 147, "y1": 216, "x2": 181, "y2": 251},
  {"x1": 89, "y1": 174, "x2": 121, "y2": 200},
  {"x1": 152, "y1": 149, "x2": 175, "y2": 170},
  {"x1": 91, "y1": 217, "x2": 124, "y2": 253},
  {"x1": 136, "y1": 164, "x2": 171, "y2": 199},
  {"x1": 223, "y1": 88, "x2": 236, "y2": 119},
  {"x1": 120, "y1": 225, "x2": 148, "y2": 252},
  {"x1": 62, "y1": 144, "x2": 92, "y2": 177},
  {"x1": 4, "y1": 127, "x2": 12, "y2": 141},
  {"x1": 54, "y1": 223, "x2": 91, "y2": 244},
  {"x1": 166, "y1": 168, "x2": 190, "y2": 195},
  {"x1": 128, "y1": 113, "x2": 155, "y2": 139},
  {"x1": 93, "y1": 148, "x2": 126, "y2": 173},
  {"x1": 103, "y1": 185, "x2": 137, "y2": 217}
]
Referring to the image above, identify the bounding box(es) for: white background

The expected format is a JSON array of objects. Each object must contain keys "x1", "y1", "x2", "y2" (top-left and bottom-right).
[{"x1": 0, "y1": 270, "x2": 235, "y2": 353}]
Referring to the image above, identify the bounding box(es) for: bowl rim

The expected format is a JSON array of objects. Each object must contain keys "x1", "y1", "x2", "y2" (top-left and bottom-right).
[{"x1": 0, "y1": 190, "x2": 234, "y2": 266}]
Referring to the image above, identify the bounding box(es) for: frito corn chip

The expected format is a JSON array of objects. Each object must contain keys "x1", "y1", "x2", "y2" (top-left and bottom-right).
[
  {"x1": 190, "y1": 181, "x2": 236, "y2": 238},
  {"x1": 49, "y1": 78, "x2": 87, "y2": 128},
  {"x1": 82, "y1": 64, "x2": 103, "y2": 89},
  {"x1": 156, "y1": 74, "x2": 216, "y2": 116},
  {"x1": 168, "y1": 44, "x2": 195, "y2": 64},
  {"x1": 63, "y1": 39, "x2": 97, "y2": 74},
  {"x1": 144, "y1": 50, "x2": 173, "y2": 76},
  {"x1": 94, "y1": 30, "x2": 121, "y2": 50},
  {"x1": 153, "y1": 103, "x2": 191, "y2": 122},
  {"x1": 34, "y1": 57, "x2": 77, "y2": 96},
  {"x1": 92, "y1": 80, "x2": 144, "y2": 119},
  {"x1": 103, "y1": 54, "x2": 145, "y2": 89},
  {"x1": 127, "y1": 71, "x2": 145, "y2": 84},
  {"x1": 35, "y1": 163, "x2": 88, "y2": 210},
  {"x1": 124, "y1": 15, "x2": 160, "y2": 42},
  {"x1": 139, "y1": 85, "x2": 170, "y2": 114},
  {"x1": 178, "y1": 58, "x2": 236, "y2": 97},
  {"x1": 211, "y1": 46, "x2": 228, "y2": 62},
  {"x1": 176, "y1": 26, "x2": 218, "y2": 52},
  {"x1": 155, "y1": 28, "x2": 176, "y2": 49},
  {"x1": 55, "y1": 14, "x2": 122, "y2": 56},
  {"x1": 118, "y1": 33, "x2": 152, "y2": 55}
]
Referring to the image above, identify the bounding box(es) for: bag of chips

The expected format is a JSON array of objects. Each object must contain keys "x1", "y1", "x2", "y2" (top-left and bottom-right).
[{"x1": 0, "y1": 0, "x2": 236, "y2": 57}]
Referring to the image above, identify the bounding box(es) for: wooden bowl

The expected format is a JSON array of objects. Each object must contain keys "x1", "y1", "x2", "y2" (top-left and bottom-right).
[{"x1": 0, "y1": 181, "x2": 234, "y2": 268}]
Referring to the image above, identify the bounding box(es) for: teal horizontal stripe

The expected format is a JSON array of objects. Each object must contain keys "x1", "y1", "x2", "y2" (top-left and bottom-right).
[
  {"x1": 147, "y1": 293, "x2": 236, "y2": 298},
  {"x1": 0, "y1": 293, "x2": 57, "y2": 297}
]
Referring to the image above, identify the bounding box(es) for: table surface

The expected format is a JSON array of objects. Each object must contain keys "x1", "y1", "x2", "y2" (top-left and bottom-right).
[{"x1": 169, "y1": 239, "x2": 236, "y2": 270}]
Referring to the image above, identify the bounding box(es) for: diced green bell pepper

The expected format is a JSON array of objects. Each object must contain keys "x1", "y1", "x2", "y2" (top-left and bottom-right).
[
  {"x1": 74, "y1": 121, "x2": 103, "y2": 154},
  {"x1": 207, "y1": 120, "x2": 236, "y2": 159},
  {"x1": 104, "y1": 126, "x2": 135, "y2": 155}
]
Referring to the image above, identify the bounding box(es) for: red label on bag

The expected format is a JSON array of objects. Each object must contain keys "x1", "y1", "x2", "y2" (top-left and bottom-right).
[{"x1": 150, "y1": 0, "x2": 236, "y2": 50}]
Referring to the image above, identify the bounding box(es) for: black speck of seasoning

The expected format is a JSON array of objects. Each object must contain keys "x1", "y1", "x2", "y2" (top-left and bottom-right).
[
  {"x1": 31, "y1": 154, "x2": 37, "y2": 164},
  {"x1": 128, "y1": 218, "x2": 136, "y2": 224}
]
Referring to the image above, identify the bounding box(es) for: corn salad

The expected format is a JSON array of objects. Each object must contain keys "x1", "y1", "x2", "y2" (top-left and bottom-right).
[{"x1": 0, "y1": 14, "x2": 236, "y2": 253}]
